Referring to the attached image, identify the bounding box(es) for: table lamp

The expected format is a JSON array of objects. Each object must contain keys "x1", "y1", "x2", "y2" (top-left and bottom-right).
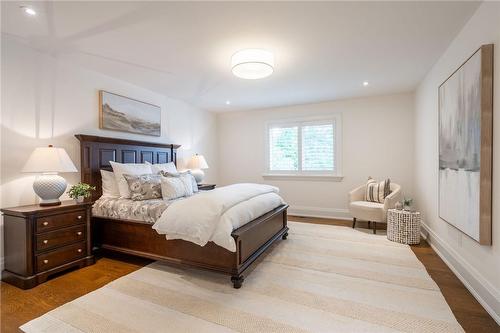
[
  {"x1": 187, "y1": 154, "x2": 209, "y2": 184},
  {"x1": 22, "y1": 145, "x2": 78, "y2": 206}
]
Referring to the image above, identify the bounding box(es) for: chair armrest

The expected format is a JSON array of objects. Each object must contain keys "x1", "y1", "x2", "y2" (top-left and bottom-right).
[
  {"x1": 384, "y1": 187, "x2": 402, "y2": 211},
  {"x1": 349, "y1": 185, "x2": 365, "y2": 202}
]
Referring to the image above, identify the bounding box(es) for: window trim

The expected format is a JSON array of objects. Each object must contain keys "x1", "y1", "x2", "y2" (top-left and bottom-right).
[{"x1": 264, "y1": 114, "x2": 343, "y2": 180}]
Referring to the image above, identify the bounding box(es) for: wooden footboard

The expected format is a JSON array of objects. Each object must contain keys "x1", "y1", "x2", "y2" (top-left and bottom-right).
[
  {"x1": 233, "y1": 205, "x2": 288, "y2": 268},
  {"x1": 93, "y1": 204, "x2": 288, "y2": 288}
]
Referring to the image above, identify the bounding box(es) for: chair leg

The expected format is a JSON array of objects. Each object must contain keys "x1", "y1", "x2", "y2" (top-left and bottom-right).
[
  {"x1": 368, "y1": 221, "x2": 371, "y2": 228},
  {"x1": 352, "y1": 218, "x2": 356, "y2": 228},
  {"x1": 373, "y1": 222, "x2": 377, "y2": 234}
]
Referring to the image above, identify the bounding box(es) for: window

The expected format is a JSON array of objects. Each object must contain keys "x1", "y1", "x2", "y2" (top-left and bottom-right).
[
  {"x1": 269, "y1": 126, "x2": 298, "y2": 171},
  {"x1": 265, "y1": 115, "x2": 342, "y2": 179}
]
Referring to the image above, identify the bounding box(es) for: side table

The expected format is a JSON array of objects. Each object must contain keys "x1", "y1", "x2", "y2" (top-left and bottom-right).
[{"x1": 387, "y1": 209, "x2": 421, "y2": 245}]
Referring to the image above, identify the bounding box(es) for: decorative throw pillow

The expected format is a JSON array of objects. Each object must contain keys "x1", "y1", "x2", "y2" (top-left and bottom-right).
[
  {"x1": 160, "y1": 176, "x2": 194, "y2": 200},
  {"x1": 123, "y1": 174, "x2": 162, "y2": 201},
  {"x1": 100, "y1": 170, "x2": 120, "y2": 197},
  {"x1": 110, "y1": 161, "x2": 152, "y2": 199},
  {"x1": 365, "y1": 177, "x2": 391, "y2": 203},
  {"x1": 145, "y1": 161, "x2": 178, "y2": 174},
  {"x1": 160, "y1": 170, "x2": 198, "y2": 193}
]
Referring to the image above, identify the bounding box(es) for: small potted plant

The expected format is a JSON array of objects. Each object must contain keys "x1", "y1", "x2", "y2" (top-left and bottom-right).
[
  {"x1": 67, "y1": 182, "x2": 96, "y2": 203},
  {"x1": 403, "y1": 198, "x2": 413, "y2": 211}
]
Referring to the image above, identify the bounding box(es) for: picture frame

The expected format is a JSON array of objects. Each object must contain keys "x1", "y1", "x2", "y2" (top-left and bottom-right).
[
  {"x1": 438, "y1": 44, "x2": 493, "y2": 245},
  {"x1": 99, "y1": 90, "x2": 161, "y2": 137}
]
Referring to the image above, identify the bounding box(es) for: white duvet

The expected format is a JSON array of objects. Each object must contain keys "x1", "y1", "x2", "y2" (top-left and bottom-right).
[{"x1": 152, "y1": 183, "x2": 285, "y2": 252}]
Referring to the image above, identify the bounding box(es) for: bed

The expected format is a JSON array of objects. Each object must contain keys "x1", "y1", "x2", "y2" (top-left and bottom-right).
[{"x1": 76, "y1": 134, "x2": 288, "y2": 288}]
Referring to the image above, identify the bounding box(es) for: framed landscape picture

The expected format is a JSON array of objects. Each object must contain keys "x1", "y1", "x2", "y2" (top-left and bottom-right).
[
  {"x1": 99, "y1": 90, "x2": 161, "y2": 137},
  {"x1": 438, "y1": 44, "x2": 493, "y2": 245}
]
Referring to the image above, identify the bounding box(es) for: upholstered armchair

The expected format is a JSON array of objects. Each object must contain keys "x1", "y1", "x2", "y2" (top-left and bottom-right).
[{"x1": 348, "y1": 182, "x2": 402, "y2": 234}]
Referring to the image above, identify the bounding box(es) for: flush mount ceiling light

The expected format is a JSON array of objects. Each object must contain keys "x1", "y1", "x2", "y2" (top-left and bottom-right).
[
  {"x1": 231, "y1": 49, "x2": 274, "y2": 79},
  {"x1": 20, "y1": 6, "x2": 37, "y2": 16},
  {"x1": 363, "y1": 81, "x2": 369, "y2": 86}
]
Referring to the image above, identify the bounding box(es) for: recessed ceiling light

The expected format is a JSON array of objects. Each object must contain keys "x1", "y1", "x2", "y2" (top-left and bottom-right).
[
  {"x1": 225, "y1": 100, "x2": 231, "y2": 105},
  {"x1": 231, "y1": 49, "x2": 274, "y2": 80},
  {"x1": 363, "y1": 81, "x2": 369, "y2": 86},
  {"x1": 21, "y1": 6, "x2": 37, "y2": 16}
]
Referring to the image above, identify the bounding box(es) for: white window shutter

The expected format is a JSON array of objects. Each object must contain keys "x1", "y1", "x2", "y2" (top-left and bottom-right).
[
  {"x1": 269, "y1": 126, "x2": 298, "y2": 171},
  {"x1": 302, "y1": 123, "x2": 334, "y2": 171}
]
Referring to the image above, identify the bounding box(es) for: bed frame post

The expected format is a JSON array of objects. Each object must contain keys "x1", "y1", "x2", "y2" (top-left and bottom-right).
[
  {"x1": 231, "y1": 275, "x2": 244, "y2": 289},
  {"x1": 282, "y1": 209, "x2": 289, "y2": 239}
]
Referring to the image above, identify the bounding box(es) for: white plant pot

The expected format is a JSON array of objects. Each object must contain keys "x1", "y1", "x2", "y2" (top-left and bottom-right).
[{"x1": 76, "y1": 196, "x2": 85, "y2": 203}]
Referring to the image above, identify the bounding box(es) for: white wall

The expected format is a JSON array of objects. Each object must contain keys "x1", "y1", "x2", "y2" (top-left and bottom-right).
[
  {"x1": 0, "y1": 37, "x2": 218, "y2": 269},
  {"x1": 217, "y1": 93, "x2": 414, "y2": 218},
  {"x1": 414, "y1": 2, "x2": 500, "y2": 323}
]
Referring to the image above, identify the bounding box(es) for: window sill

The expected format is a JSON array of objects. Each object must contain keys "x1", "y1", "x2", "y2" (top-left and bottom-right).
[{"x1": 262, "y1": 173, "x2": 344, "y2": 181}]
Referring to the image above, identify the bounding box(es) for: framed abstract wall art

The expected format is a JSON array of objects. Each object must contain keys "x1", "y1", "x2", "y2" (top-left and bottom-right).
[
  {"x1": 438, "y1": 44, "x2": 493, "y2": 245},
  {"x1": 99, "y1": 90, "x2": 161, "y2": 137}
]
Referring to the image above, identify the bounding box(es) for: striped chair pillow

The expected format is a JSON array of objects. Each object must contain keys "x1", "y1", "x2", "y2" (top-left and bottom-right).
[{"x1": 364, "y1": 177, "x2": 392, "y2": 203}]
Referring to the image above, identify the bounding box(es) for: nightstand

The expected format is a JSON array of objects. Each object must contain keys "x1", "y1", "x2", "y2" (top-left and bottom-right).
[
  {"x1": 198, "y1": 184, "x2": 216, "y2": 191},
  {"x1": 1, "y1": 200, "x2": 95, "y2": 289},
  {"x1": 387, "y1": 209, "x2": 421, "y2": 245}
]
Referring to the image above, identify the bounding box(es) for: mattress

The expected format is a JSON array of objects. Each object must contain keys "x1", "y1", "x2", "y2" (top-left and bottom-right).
[{"x1": 92, "y1": 196, "x2": 172, "y2": 223}]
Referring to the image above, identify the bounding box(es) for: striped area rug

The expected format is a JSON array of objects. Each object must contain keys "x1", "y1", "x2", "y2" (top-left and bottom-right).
[{"x1": 21, "y1": 221, "x2": 463, "y2": 333}]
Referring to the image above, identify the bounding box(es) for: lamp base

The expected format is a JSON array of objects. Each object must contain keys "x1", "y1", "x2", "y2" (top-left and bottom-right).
[
  {"x1": 39, "y1": 199, "x2": 62, "y2": 206},
  {"x1": 33, "y1": 174, "x2": 67, "y2": 206},
  {"x1": 190, "y1": 169, "x2": 205, "y2": 184}
]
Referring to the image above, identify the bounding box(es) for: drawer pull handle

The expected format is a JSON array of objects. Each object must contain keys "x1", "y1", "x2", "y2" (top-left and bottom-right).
[
  {"x1": 77, "y1": 249, "x2": 82, "y2": 253},
  {"x1": 43, "y1": 240, "x2": 48, "y2": 244},
  {"x1": 77, "y1": 215, "x2": 83, "y2": 220},
  {"x1": 42, "y1": 221, "x2": 49, "y2": 226},
  {"x1": 77, "y1": 231, "x2": 82, "y2": 236},
  {"x1": 43, "y1": 259, "x2": 48, "y2": 264}
]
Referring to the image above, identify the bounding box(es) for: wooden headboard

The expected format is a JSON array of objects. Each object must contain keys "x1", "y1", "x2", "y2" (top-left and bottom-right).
[{"x1": 75, "y1": 134, "x2": 180, "y2": 201}]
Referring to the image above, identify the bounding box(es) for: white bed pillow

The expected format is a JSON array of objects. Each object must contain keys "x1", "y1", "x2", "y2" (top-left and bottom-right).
[
  {"x1": 160, "y1": 170, "x2": 198, "y2": 193},
  {"x1": 161, "y1": 176, "x2": 194, "y2": 200},
  {"x1": 109, "y1": 161, "x2": 152, "y2": 199},
  {"x1": 145, "y1": 161, "x2": 178, "y2": 174},
  {"x1": 100, "y1": 170, "x2": 120, "y2": 197}
]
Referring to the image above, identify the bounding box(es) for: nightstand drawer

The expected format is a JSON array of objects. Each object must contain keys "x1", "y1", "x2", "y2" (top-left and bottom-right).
[
  {"x1": 36, "y1": 225, "x2": 86, "y2": 252},
  {"x1": 36, "y1": 210, "x2": 86, "y2": 233},
  {"x1": 36, "y1": 242, "x2": 86, "y2": 272}
]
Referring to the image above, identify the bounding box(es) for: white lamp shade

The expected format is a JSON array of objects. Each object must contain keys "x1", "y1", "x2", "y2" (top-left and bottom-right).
[
  {"x1": 22, "y1": 146, "x2": 78, "y2": 173},
  {"x1": 231, "y1": 49, "x2": 274, "y2": 79},
  {"x1": 187, "y1": 154, "x2": 209, "y2": 170}
]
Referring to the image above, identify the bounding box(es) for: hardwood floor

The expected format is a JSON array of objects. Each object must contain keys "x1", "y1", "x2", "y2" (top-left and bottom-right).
[
  {"x1": 1, "y1": 253, "x2": 153, "y2": 333},
  {"x1": 1, "y1": 217, "x2": 498, "y2": 332}
]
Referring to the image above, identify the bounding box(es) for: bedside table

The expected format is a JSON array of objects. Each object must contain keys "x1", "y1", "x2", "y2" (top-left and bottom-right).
[
  {"x1": 198, "y1": 184, "x2": 216, "y2": 191},
  {"x1": 387, "y1": 209, "x2": 421, "y2": 245},
  {"x1": 1, "y1": 200, "x2": 95, "y2": 289}
]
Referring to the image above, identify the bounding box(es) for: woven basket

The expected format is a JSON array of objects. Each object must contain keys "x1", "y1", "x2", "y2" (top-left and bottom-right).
[{"x1": 387, "y1": 209, "x2": 421, "y2": 245}]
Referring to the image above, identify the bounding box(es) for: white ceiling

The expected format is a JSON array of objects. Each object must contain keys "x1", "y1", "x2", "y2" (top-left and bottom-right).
[{"x1": 2, "y1": 1, "x2": 480, "y2": 112}]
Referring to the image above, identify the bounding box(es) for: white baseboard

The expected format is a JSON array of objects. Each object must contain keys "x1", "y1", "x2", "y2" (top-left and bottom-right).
[
  {"x1": 421, "y1": 223, "x2": 500, "y2": 325},
  {"x1": 288, "y1": 205, "x2": 351, "y2": 220}
]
